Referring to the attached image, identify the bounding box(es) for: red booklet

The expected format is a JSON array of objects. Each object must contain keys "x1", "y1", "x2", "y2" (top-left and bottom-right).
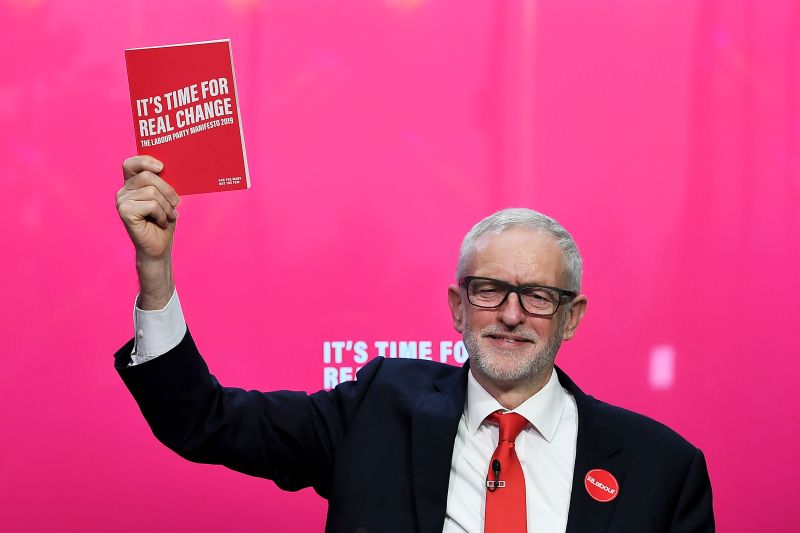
[{"x1": 125, "y1": 39, "x2": 250, "y2": 195}]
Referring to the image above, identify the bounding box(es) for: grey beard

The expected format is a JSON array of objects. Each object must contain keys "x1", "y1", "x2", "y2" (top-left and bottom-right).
[{"x1": 464, "y1": 319, "x2": 566, "y2": 384}]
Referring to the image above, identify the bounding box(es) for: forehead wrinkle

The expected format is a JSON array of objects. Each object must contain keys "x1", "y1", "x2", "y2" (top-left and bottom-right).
[{"x1": 468, "y1": 229, "x2": 566, "y2": 286}]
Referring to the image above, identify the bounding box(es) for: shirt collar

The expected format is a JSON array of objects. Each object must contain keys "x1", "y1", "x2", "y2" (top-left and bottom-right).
[{"x1": 464, "y1": 366, "x2": 568, "y2": 442}]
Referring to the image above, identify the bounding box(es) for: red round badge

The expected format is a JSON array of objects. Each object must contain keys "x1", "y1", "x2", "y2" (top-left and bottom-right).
[{"x1": 584, "y1": 469, "x2": 619, "y2": 502}]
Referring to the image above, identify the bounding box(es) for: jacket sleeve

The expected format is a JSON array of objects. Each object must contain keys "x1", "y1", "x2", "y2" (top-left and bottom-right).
[
  {"x1": 670, "y1": 448, "x2": 715, "y2": 532},
  {"x1": 114, "y1": 328, "x2": 383, "y2": 499}
]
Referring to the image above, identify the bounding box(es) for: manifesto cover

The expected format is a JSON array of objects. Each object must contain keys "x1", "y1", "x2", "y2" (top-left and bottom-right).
[{"x1": 125, "y1": 39, "x2": 249, "y2": 195}]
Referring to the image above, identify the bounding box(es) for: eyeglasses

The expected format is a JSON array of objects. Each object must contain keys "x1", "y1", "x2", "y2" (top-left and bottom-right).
[{"x1": 459, "y1": 276, "x2": 577, "y2": 317}]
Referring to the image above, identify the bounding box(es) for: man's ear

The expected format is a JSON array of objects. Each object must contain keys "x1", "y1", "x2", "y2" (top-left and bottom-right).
[
  {"x1": 562, "y1": 295, "x2": 587, "y2": 341},
  {"x1": 447, "y1": 285, "x2": 465, "y2": 333}
]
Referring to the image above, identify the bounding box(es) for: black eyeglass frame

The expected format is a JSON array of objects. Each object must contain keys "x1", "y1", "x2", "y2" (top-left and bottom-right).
[{"x1": 458, "y1": 276, "x2": 578, "y2": 317}]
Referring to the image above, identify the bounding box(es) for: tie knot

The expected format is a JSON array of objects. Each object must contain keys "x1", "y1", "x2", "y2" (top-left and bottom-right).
[{"x1": 488, "y1": 411, "x2": 528, "y2": 443}]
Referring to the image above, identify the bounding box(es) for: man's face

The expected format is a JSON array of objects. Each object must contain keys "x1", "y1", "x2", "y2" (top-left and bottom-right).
[{"x1": 447, "y1": 228, "x2": 587, "y2": 389}]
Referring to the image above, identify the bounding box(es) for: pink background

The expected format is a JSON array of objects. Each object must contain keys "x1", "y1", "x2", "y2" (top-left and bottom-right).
[{"x1": 2, "y1": 0, "x2": 799, "y2": 531}]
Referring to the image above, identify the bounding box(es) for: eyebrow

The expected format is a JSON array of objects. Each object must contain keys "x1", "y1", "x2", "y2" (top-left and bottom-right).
[{"x1": 470, "y1": 275, "x2": 555, "y2": 286}]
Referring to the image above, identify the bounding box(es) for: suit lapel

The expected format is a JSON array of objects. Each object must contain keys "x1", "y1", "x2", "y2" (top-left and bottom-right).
[
  {"x1": 411, "y1": 363, "x2": 469, "y2": 533},
  {"x1": 557, "y1": 368, "x2": 626, "y2": 533},
  {"x1": 409, "y1": 364, "x2": 625, "y2": 533}
]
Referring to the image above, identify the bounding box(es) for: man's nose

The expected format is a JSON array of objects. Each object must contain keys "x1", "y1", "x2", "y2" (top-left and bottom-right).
[{"x1": 500, "y1": 292, "x2": 526, "y2": 327}]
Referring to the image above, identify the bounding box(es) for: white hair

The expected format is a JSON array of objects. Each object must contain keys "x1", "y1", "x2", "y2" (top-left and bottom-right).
[{"x1": 456, "y1": 208, "x2": 582, "y2": 292}]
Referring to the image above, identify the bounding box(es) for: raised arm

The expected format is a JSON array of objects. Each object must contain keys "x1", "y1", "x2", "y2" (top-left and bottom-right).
[
  {"x1": 113, "y1": 157, "x2": 353, "y2": 496},
  {"x1": 116, "y1": 155, "x2": 180, "y2": 310}
]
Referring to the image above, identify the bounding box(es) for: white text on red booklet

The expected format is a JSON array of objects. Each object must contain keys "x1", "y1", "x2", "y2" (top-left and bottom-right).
[{"x1": 135, "y1": 78, "x2": 233, "y2": 140}]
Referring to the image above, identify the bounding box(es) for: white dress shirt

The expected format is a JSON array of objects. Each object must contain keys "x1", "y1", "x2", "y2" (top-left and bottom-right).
[
  {"x1": 442, "y1": 368, "x2": 578, "y2": 533},
  {"x1": 131, "y1": 291, "x2": 578, "y2": 532},
  {"x1": 129, "y1": 290, "x2": 186, "y2": 366}
]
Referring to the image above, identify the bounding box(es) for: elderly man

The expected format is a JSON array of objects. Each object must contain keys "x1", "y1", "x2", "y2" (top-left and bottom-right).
[{"x1": 115, "y1": 156, "x2": 714, "y2": 532}]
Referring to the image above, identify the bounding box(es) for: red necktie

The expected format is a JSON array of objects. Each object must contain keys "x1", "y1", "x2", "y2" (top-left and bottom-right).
[{"x1": 484, "y1": 411, "x2": 529, "y2": 533}]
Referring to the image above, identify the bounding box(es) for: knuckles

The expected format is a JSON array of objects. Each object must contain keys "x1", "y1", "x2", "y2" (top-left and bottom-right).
[{"x1": 117, "y1": 158, "x2": 175, "y2": 230}]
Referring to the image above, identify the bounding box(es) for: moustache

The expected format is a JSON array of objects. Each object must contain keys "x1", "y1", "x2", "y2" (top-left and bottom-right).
[{"x1": 479, "y1": 326, "x2": 539, "y2": 343}]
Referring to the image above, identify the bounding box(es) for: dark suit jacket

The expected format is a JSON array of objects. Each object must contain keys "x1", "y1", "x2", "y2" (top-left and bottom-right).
[{"x1": 115, "y1": 330, "x2": 714, "y2": 532}]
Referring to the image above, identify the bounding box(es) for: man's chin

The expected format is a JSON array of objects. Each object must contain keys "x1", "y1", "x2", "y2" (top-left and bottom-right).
[{"x1": 472, "y1": 353, "x2": 544, "y2": 384}]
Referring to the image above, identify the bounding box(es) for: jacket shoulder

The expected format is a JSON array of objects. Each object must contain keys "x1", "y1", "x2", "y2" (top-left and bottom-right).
[
  {"x1": 557, "y1": 367, "x2": 699, "y2": 455},
  {"x1": 586, "y1": 395, "x2": 698, "y2": 452}
]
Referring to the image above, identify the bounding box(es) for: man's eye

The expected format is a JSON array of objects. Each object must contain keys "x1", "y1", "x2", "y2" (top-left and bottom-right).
[
  {"x1": 522, "y1": 289, "x2": 555, "y2": 303},
  {"x1": 477, "y1": 287, "x2": 501, "y2": 295}
]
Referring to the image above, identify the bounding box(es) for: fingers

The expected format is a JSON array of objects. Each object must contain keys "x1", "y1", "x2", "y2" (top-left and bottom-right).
[
  {"x1": 119, "y1": 184, "x2": 177, "y2": 223},
  {"x1": 118, "y1": 191, "x2": 176, "y2": 230},
  {"x1": 125, "y1": 171, "x2": 180, "y2": 207},
  {"x1": 118, "y1": 156, "x2": 181, "y2": 233},
  {"x1": 119, "y1": 198, "x2": 172, "y2": 229},
  {"x1": 123, "y1": 155, "x2": 163, "y2": 181},
  {"x1": 118, "y1": 169, "x2": 180, "y2": 209},
  {"x1": 121, "y1": 155, "x2": 180, "y2": 206}
]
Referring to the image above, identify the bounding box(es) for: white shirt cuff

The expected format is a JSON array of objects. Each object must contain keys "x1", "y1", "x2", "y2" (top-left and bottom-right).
[{"x1": 130, "y1": 289, "x2": 187, "y2": 366}]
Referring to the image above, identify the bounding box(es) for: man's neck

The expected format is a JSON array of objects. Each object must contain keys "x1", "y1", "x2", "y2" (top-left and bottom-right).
[{"x1": 472, "y1": 366, "x2": 554, "y2": 410}]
